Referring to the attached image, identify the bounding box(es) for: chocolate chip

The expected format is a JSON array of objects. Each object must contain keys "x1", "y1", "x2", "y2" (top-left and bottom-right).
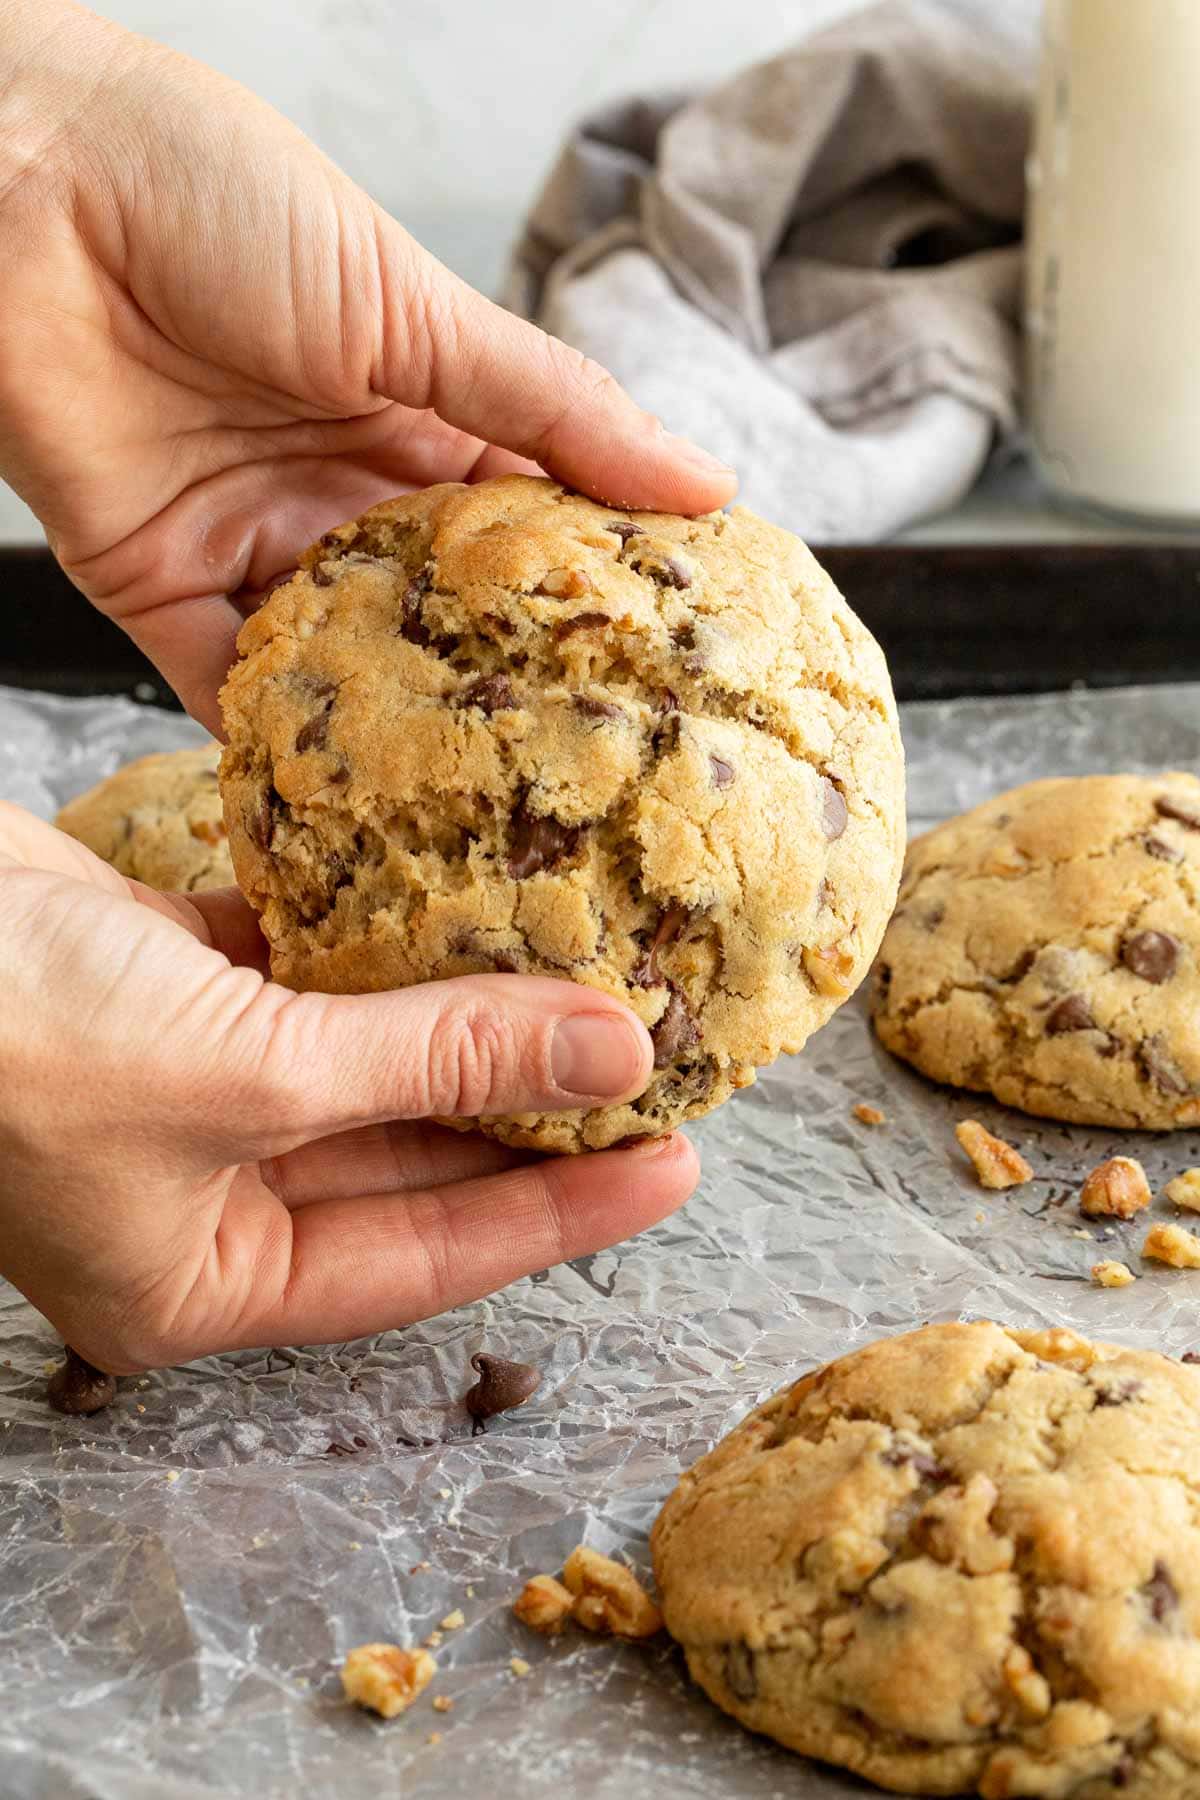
[
  {"x1": 1142, "y1": 1560, "x2": 1178, "y2": 1623},
  {"x1": 653, "y1": 712, "x2": 683, "y2": 757},
  {"x1": 575, "y1": 695, "x2": 622, "y2": 720},
  {"x1": 1093, "y1": 1379, "x2": 1142, "y2": 1408},
  {"x1": 463, "y1": 1353, "x2": 541, "y2": 1435},
  {"x1": 660, "y1": 556, "x2": 692, "y2": 590},
  {"x1": 46, "y1": 1348, "x2": 117, "y2": 1416},
  {"x1": 247, "y1": 788, "x2": 279, "y2": 852},
  {"x1": 1182, "y1": 1351, "x2": 1200, "y2": 1364},
  {"x1": 507, "y1": 801, "x2": 581, "y2": 880},
  {"x1": 461, "y1": 673, "x2": 515, "y2": 715},
  {"x1": 1121, "y1": 930, "x2": 1179, "y2": 983},
  {"x1": 654, "y1": 688, "x2": 679, "y2": 716},
  {"x1": 329, "y1": 764, "x2": 351, "y2": 786},
  {"x1": 710, "y1": 754, "x2": 735, "y2": 789},
  {"x1": 1045, "y1": 994, "x2": 1096, "y2": 1034},
  {"x1": 324, "y1": 1442, "x2": 355, "y2": 1458},
  {"x1": 1155, "y1": 795, "x2": 1200, "y2": 830},
  {"x1": 881, "y1": 1446, "x2": 948, "y2": 1481},
  {"x1": 609, "y1": 521, "x2": 644, "y2": 544},
  {"x1": 554, "y1": 610, "x2": 610, "y2": 640},
  {"x1": 632, "y1": 905, "x2": 689, "y2": 988},
  {"x1": 1112, "y1": 1754, "x2": 1135, "y2": 1789},
  {"x1": 821, "y1": 777, "x2": 848, "y2": 840},
  {"x1": 401, "y1": 565, "x2": 433, "y2": 646},
  {"x1": 490, "y1": 952, "x2": 521, "y2": 974},
  {"x1": 1138, "y1": 1033, "x2": 1189, "y2": 1095},
  {"x1": 294, "y1": 704, "x2": 332, "y2": 753},
  {"x1": 1145, "y1": 836, "x2": 1183, "y2": 862},
  {"x1": 723, "y1": 1643, "x2": 757, "y2": 1701},
  {"x1": 482, "y1": 611, "x2": 516, "y2": 637},
  {"x1": 924, "y1": 904, "x2": 948, "y2": 934},
  {"x1": 651, "y1": 987, "x2": 701, "y2": 1068},
  {"x1": 875, "y1": 962, "x2": 893, "y2": 1004},
  {"x1": 311, "y1": 561, "x2": 337, "y2": 588}
]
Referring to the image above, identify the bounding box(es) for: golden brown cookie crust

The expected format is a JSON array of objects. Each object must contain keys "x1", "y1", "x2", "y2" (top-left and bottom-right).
[
  {"x1": 653, "y1": 1321, "x2": 1200, "y2": 1797},
  {"x1": 219, "y1": 475, "x2": 904, "y2": 1151},
  {"x1": 55, "y1": 744, "x2": 233, "y2": 892},
  {"x1": 872, "y1": 774, "x2": 1200, "y2": 1129}
]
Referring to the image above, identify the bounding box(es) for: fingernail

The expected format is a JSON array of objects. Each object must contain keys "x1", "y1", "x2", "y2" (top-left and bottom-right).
[
  {"x1": 664, "y1": 433, "x2": 736, "y2": 476},
  {"x1": 551, "y1": 1013, "x2": 647, "y2": 1098}
]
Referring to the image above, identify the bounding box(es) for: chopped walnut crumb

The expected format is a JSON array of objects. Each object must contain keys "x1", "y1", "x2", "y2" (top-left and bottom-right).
[
  {"x1": 1144, "y1": 1221, "x2": 1200, "y2": 1269},
  {"x1": 562, "y1": 1546, "x2": 663, "y2": 1639},
  {"x1": 1080, "y1": 1156, "x2": 1151, "y2": 1220},
  {"x1": 1092, "y1": 1260, "x2": 1135, "y2": 1289},
  {"x1": 513, "y1": 1574, "x2": 574, "y2": 1635},
  {"x1": 432, "y1": 1695, "x2": 453, "y2": 1714},
  {"x1": 802, "y1": 942, "x2": 856, "y2": 999},
  {"x1": 509, "y1": 1656, "x2": 531, "y2": 1677},
  {"x1": 439, "y1": 1610, "x2": 465, "y2": 1632},
  {"x1": 423, "y1": 1630, "x2": 444, "y2": 1649},
  {"x1": 1165, "y1": 1169, "x2": 1200, "y2": 1212},
  {"x1": 427, "y1": 1731, "x2": 442, "y2": 1746},
  {"x1": 852, "y1": 1103, "x2": 887, "y2": 1126},
  {"x1": 341, "y1": 1644, "x2": 436, "y2": 1719},
  {"x1": 954, "y1": 1121, "x2": 1033, "y2": 1190}
]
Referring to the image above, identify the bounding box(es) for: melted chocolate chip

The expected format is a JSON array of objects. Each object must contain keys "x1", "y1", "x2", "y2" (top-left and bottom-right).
[
  {"x1": 1155, "y1": 795, "x2": 1200, "y2": 830},
  {"x1": 401, "y1": 566, "x2": 433, "y2": 646},
  {"x1": 875, "y1": 962, "x2": 893, "y2": 1004},
  {"x1": 489, "y1": 952, "x2": 521, "y2": 974},
  {"x1": 1143, "y1": 1560, "x2": 1178, "y2": 1623},
  {"x1": 710, "y1": 754, "x2": 736, "y2": 789},
  {"x1": 46, "y1": 1348, "x2": 116, "y2": 1416},
  {"x1": 463, "y1": 1353, "x2": 541, "y2": 1435},
  {"x1": 1122, "y1": 930, "x2": 1180, "y2": 983},
  {"x1": 1138, "y1": 1033, "x2": 1189, "y2": 1095},
  {"x1": 660, "y1": 556, "x2": 692, "y2": 590},
  {"x1": 609, "y1": 520, "x2": 644, "y2": 544},
  {"x1": 1045, "y1": 993, "x2": 1096, "y2": 1035},
  {"x1": 329, "y1": 765, "x2": 351, "y2": 786},
  {"x1": 554, "y1": 611, "x2": 610, "y2": 640},
  {"x1": 1182, "y1": 1351, "x2": 1200, "y2": 1364},
  {"x1": 723, "y1": 1643, "x2": 757, "y2": 1701},
  {"x1": 1111, "y1": 1754, "x2": 1134, "y2": 1789},
  {"x1": 311, "y1": 561, "x2": 337, "y2": 588},
  {"x1": 575, "y1": 695, "x2": 622, "y2": 720},
  {"x1": 1093, "y1": 1379, "x2": 1142, "y2": 1408},
  {"x1": 821, "y1": 777, "x2": 848, "y2": 840},
  {"x1": 295, "y1": 693, "x2": 335, "y2": 754},
  {"x1": 653, "y1": 713, "x2": 683, "y2": 758},
  {"x1": 462, "y1": 673, "x2": 515, "y2": 714},
  {"x1": 507, "y1": 802, "x2": 581, "y2": 880},
  {"x1": 1145, "y1": 836, "x2": 1183, "y2": 862},
  {"x1": 651, "y1": 987, "x2": 701, "y2": 1068},
  {"x1": 632, "y1": 905, "x2": 689, "y2": 988},
  {"x1": 247, "y1": 787, "x2": 280, "y2": 852},
  {"x1": 655, "y1": 688, "x2": 679, "y2": 716}
]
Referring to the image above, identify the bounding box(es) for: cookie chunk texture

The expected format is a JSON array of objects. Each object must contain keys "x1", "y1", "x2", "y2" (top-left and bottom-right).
[
  {"x1": 873, "y1": 774, "x2": 1200, "y2": 1130},
  {"x1": 653, "y1": 1321, "x2": 1200, "y2": 1797},
  {"x1": 56, "y1": 745, "x2": 233, "y2": 892},
  {"x1": 219, "y1": 476, "x2": 903, "y2": 1150}
]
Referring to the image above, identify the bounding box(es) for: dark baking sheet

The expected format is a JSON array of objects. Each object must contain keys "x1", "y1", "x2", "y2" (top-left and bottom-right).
[{"x1": 4, "y1": 544, "x2": 1200, "y2": 706}]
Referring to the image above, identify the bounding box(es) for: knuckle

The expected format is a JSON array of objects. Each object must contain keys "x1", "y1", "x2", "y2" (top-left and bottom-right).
[{"x1": 423, "y1": 1001, "x2": 519, "y2": 1118}]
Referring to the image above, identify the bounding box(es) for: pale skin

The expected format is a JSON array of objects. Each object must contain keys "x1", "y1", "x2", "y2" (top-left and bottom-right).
[{"x1": 0, "y1": 0, "x2": 737, "y2": 1374}]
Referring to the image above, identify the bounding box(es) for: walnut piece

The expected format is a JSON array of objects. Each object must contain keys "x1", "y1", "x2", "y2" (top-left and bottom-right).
[
  {"x1": 802, "y1": 942, "x2": 856, "y2": 1000},
  {"x1": 562, "y1": 1546, "x2": 663, "y2": 1639},
  {"x1": 1143, "y1": 1221, "x2": 1200, "y2": 1269},
  {"x1": 512, "y1": 1574, "x2": 574, "y2": 1635},
  {"x1": 955, "y1": 1120, "x2": 1033, "y2": 1190},
  {"x1": 1165, "y1": 1168, "x2": 1200, "y2": 1212},
  {"x1": 1091, "y1": 1260, "x2": 1135, "y2": 1289},
  {"x1": 341, "y1": 1644, "x2": 436, "y2": 1719},
  {"x1": 1079, "y1": 1156, "x2": 1151, "y2": 1219},
  {"x1": 852, "y1": 1103, "x2": 887, "y2": 1126}
]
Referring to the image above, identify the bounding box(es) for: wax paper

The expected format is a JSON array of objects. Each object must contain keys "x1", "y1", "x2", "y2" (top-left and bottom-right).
[{"x1": 2, "y1": 680, "x2": 1199, "y2": 1800}]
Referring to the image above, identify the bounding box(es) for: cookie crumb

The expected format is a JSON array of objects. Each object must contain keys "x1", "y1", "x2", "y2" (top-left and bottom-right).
[
  {"x1": 341, "y1": 1644, "x2": 436, "y2": 1719},
  {"x1": 136, "y1": 1404, "x2": 146, "y2": 1414},
  {"x1": 954, "y1": 1121, "x2": 1033, "y2": 1190},
  {"x1": 1092, "y1": 1260, "x2": 1135, "y2": 1288},
  {"x1": 562, "y1": 1547, "x2": 663, "y2": 1639},
  {"x1": 731, "y1": 1360, "x2": 746, "y2": 1372},
  {"x1": 432, "y1": 1695, "x2": 453, "y2": 1714},
  {"x1": 165, "y1": 1470, "x2": 180, "y2": 1484},
  {"x1": 1144, "y1": 1221, "x2": 1200, "y2": 1269},
  {"x1": 409, "y1": 1561, "x2": 431, "y2": 1574},
  {"x1": 513, "y1": 1574, "x2": 574, "y2": 1635},
  {"x1": 423, "y1": 1630, "x2": 444, "y2": 1649},
  {"x1": 1165, "y1": 1168, "x2": 1200, "y2": 1212},
  {"x1": 437, "y1": 1488, "x2": 451, "y2": 1501},
  {"x1": 510, "y1": 1657, "x2": 531, "y2": 1678},
  {"x1": 439, "y1": 1610, "x2": 465, "y2": 1632},
  {"x1": 1080, "y1": 1156, "x2": 1151, "y2": 1220},
  {"x1": 466, "y1": 1585, "x2": 475, "y2": 1599},
  {"x1": 852, "y1": 1103, "x2": 886, "y2": 1126},
  {"x1": 427, "y1": 1731, "x2": 442, "y2": 1746}
]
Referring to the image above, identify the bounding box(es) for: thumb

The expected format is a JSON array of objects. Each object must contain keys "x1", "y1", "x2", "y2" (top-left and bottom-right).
[
  {"x1": 221, "y1": 973, "x2": 654, "y2": 1154},
  {"x1": 376, "y1": 220, "x2": 738, "y2": 514}
]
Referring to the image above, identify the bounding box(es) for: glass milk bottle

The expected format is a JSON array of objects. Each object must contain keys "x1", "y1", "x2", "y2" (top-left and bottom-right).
[{"x1": 1026, "y1": 0, "x2": 1200, "y2": 524}]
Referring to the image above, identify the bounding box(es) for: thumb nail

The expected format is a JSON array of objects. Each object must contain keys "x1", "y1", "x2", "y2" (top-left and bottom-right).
[
  {"x1": 664, "y1": 433, "x2": 736, "y2": 476},
  {"x1": 551, "y1": 1013, "x2": 648, "y2": 1099}
]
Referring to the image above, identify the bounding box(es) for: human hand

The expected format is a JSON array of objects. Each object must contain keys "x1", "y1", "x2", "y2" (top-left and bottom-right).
[
  {"x1": 0, "y1": 805, "x2": 697, "y2": 1370},
  {"x1": 0, "y1": 0, "x2": 736, "y2": 735}
]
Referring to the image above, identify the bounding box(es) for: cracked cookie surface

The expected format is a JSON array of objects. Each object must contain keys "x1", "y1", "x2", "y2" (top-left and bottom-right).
[
  {"x1": 872, "y1": 775, "x2": 1200, "y2": 1129},
  {"x1": 218, "y1": 475, "x2": 904, "y2": 1151},
  {"x1": 56, "y1": 744, "x2": 233, "y2": 892},
  {"x1": 652, "y1": 1321, "x2": 1200, "y2": 1797}
]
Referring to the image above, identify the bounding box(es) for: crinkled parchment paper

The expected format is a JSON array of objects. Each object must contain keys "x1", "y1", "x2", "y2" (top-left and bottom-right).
[{"x1": 2, "y1": 681, "x2": 1199, "y2": 1800}]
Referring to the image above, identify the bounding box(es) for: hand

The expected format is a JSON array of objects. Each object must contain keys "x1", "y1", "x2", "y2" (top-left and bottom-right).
[
  {"x1": 0, "y1": 0, "x2": 736, "y2": 734},
  {"x1": 0, "y1": 805, "x2": 698, "y2": 1371}
]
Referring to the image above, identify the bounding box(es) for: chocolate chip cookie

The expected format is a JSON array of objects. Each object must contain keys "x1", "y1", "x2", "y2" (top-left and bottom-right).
[
  {"x1": 873, "y1": 774, "x2": 1200, "y2": 1129},
  {"x1": 653, "y1": 1321, "x2": 1200, "y2": 1797},
  {"x1": 218, "y1": 475, "x2": 904, "y2": 1152},
  {"x1": 56, "y1": 744, "x2": 233, "y2": 892}
]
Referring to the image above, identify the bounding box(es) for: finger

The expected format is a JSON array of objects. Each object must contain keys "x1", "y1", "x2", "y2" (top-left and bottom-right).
[
  {"x1": 148, "y1": 884, "x2": 271, "y2": 974},
  {"x1": 376, "y1": 225, "x2": 738, "y2": 515},
  {"x1": 222, "y1": 973, "x2": 656, "y2": 1155},
  {"x1": 261, "y1": 1119, "x2": 524, "y2": 1207},
  {"x1": 236, "y1": 1131, "x2": 698, "y2": 1348}
]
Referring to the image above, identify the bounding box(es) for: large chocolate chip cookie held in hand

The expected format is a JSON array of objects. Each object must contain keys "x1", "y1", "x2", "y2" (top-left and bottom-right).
[{"x1": 219, "y1": 475, "x2": 904, "y2": 1151}]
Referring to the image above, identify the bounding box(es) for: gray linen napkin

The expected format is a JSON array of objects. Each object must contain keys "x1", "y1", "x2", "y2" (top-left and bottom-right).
[{"x1": 504, "y1": 0, "x2": 1029, "y2": 540}]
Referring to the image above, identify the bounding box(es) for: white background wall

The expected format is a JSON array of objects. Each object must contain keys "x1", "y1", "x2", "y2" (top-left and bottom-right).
[{"x1": 0, "y1": 0, "x2": 1040, "y2": 540}]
